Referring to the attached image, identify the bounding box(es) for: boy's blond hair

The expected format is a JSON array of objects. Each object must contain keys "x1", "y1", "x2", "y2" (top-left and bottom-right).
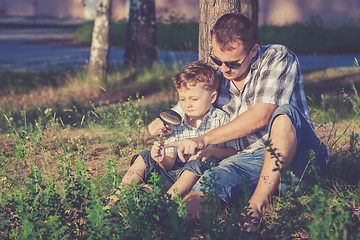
[{"x1": 172, "y1": 61, "x2": 219, "y2": 91}]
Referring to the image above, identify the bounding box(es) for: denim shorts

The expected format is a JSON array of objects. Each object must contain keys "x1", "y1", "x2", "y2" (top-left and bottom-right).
[
  {"x1": 130, "y1": 150, "x2": 219, "y2": 189},
  {"x1": 192, "y1": 104, "x2": 329, "y2": 205}
]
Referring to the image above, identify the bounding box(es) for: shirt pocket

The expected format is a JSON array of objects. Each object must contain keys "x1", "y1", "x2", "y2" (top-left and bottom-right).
[{"x1": 243, "y1": 93, "x2": 255, "y2": 106}]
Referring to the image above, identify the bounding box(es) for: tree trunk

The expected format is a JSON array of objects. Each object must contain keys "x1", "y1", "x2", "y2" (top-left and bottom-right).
[
  {"x1": 198, "y1": 0, "x2": 258, "y2": 63},
  {"x1": 124, "y1": 0, "x2": 157, "y2": 67},
  {"x1": 240, "y1": 0, "x2": 258, "y2": 31},
  {"x1": 87, "y1": 0, "x2": 112, "y2": 84}
]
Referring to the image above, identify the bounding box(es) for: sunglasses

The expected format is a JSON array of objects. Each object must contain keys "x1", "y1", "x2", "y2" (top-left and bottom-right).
[{"x1": 209, "y1": 47, "x2": 253, "y2": 69}]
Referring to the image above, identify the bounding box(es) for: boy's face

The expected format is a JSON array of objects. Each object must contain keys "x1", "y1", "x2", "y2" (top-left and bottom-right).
[{"x1": 177, "y1": 82, "x2": 218, "y2": 122}]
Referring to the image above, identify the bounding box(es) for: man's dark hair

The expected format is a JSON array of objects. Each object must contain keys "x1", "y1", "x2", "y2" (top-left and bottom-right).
[
  {"x1": 172, "y1": 61, "x2": 219, "y2": 91},
  {"x1": 211, "y1": 13, "x2": 258, "y2": 51}
]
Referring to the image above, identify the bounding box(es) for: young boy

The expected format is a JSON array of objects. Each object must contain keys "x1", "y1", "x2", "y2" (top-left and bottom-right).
[{"x1": 119, "y1": 61, "x2": 239, "y2": 199}]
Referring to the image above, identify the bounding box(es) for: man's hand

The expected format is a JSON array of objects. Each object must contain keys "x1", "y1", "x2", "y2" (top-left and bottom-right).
[
  {"x1": 244, "y1": 192, "x2": 269, "y2": 233},
  {"x1": 189, "y1": 148, "x2": 214, "y2": 162},
  {"x1": 248, "y1": 194, "x2": 268, "y2": 219},
  {"x1": 148, "y1": 118, "x2": 173, "y2": 136},
  {"x1": 165, "y1": 136, "x2": 206, "y2": 162}
]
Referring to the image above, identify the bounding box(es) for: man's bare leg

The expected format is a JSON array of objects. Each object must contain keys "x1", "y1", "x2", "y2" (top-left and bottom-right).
[
  {"x1": 248, "y1": 114, "x2": 297, "y2": 230},
  {"x1": 167, "y1": 171, "x2": 200, "y2": 199}
]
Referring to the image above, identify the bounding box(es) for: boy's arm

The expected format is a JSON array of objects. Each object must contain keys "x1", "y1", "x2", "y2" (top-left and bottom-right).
[
  {"x1": 148, "y1": 118, "x2": 174, "y2": 136},
  {"x1": 189, "y1": 147, "x2": 237, "y2": 162},
  {"x1": 209, "y1": 147, "x2": 238, "y2": 160},
  {"x1": 148, "y1": 103, "x2": 182, "y2": 136},
  {"x1": 159, "y1": 152, "x2": 176, "y2": 171}
]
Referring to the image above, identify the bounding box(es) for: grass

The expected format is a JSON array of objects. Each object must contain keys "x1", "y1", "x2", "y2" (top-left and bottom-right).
[
  {"x1": 74, "y1": 16, "x2": 360, "y2": 54},
  {"x1": 0, "y1": 61, "x2": 360, "y2": 238}
]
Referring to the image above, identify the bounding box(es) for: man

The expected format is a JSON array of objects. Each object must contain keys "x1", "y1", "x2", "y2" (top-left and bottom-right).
[{"x1": 150, "y1": 13, "x2": 328, "y2": 232}]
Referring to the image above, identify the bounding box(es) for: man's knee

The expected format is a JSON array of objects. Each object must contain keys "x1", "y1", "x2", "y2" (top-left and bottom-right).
[
  {"x1": 269, "y1": 114, "x2": 295, "y2": 140},
  {"x1": 271, "y1": 114, "x2": 292, "y2": 127},
  {"x1": 268, "y1": 105, "x2": 300, "y2": 141},
  {"x1": 267, "y1": 106, "x2": 298, "y2": 166}
]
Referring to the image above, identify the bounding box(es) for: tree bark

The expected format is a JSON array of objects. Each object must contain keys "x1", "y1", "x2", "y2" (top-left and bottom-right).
[
  {"x1": 87, "y1": 0, "x2": 112, "y2": 84},
  {"x1": 198, "y1": 0, "x2": 258, "y2": 63},
  {"x1": 124, "y1": 0, "x2": 157, "y2": 67},
  {"x1": 240, "y1": 0, "x2": 258, "y2": 31}
]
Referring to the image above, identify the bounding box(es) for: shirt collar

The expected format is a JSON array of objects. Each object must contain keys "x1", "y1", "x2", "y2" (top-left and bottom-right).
[
  {"x1": 181, "y1": 105, "x2": 215, "y2": 127},
  {"x1": 251, "y1": 44, "x2": 271, "y2": 70}
]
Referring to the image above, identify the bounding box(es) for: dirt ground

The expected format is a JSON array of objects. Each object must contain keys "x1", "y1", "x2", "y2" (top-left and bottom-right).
[{"x1": 0, "y1": 90, "x2": 176, "y2": 179}]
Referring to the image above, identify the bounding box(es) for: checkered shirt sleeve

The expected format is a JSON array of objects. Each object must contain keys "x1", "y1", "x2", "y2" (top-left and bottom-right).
[{"x1": 165, "y1": 107, "x2": 240, "y2": 153}]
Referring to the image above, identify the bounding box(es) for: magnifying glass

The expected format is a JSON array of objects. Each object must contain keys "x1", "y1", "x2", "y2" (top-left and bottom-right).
[{"x1": 159, "y1": 109, "x2": 181, "y2": 126}]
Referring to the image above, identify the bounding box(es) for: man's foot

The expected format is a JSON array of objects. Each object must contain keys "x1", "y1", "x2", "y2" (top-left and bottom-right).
[{"x1": 244, "y1": 215, "x2": 261, "y2": 233}]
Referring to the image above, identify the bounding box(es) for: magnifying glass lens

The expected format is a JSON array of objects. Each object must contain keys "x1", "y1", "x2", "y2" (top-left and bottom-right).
[{"x1": 159, "y1": 109, "x2": 181, "y2": 126}]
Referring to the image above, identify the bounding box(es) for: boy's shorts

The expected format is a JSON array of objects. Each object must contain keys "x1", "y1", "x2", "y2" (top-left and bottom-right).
[{"x1": 130, "y1": 151, "x2": 219, "y2": 189}]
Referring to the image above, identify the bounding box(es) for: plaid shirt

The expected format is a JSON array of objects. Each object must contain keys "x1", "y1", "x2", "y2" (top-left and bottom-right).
[
  {"x1": 213, "y1": 44, "x2": 312, "y2": 153},
  {"x1": 165, "y1": 106, "x2": 240, "y2": 153}
]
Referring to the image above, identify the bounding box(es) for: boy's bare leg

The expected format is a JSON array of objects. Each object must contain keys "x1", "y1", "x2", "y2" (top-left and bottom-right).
[
  {"x1": 105, "y1": 156, "x2": 146, "y2": 210},
  {"x1": 167, "y1": 170, "x2": 200, "y2": 199},
  {"x1": 121, "y1": 156, "x2": 146, "y2": 185}
]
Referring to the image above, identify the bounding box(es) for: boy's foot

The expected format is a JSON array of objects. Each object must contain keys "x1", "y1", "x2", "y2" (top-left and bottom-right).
[
  {"x1": 103, "y1": 195, "x2": 121, "y2": 211},
  {"x1": 104, "y1": 194, "x2": 126, "y2": 218}
]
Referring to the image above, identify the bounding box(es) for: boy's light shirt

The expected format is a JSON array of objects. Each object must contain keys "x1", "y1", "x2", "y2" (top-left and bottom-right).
[{"x1": 165, "y1": 106, "x2": 240, "y2": 154}]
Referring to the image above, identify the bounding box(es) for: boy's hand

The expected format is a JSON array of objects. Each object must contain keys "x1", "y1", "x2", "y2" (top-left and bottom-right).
[
  {"x1": 151, "y1": 141, "x2": 165, "y2": 163},
  {"x1": 165, "y1": 136, "x2": 206, "y2": 162},
  {"x1": 148, "y1": 118, "x2": 173, "y2": 136},
  {"x1": 189, "y1": 148, "x2": 213, "y2": 162}
]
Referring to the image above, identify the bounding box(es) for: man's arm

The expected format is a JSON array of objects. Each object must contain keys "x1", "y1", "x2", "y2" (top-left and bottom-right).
[
  {"x1": 202, "y1": 103, "x2": 277, "y2": 146},
  {"x1": 166, "y1": 103, "x2": 277, "y2": 161}
]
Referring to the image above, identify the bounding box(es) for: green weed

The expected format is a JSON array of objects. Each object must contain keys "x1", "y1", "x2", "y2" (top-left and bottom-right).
[{"x1": 261, "y1": 140, "x2": 360, "y2": 239}]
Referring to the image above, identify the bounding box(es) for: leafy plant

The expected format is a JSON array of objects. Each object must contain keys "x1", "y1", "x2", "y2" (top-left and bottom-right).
[{"x1": 0, "y1": 168, "x2": 66, "y2": 239}]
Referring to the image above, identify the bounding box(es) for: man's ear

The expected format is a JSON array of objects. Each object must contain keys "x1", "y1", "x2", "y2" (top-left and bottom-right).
[
  {"x1": 250, "y1": 43, "x2": 259, "y2": 58},
  {"x1": 211, "y1": 91, "x2": 218, "y2": 104}
]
